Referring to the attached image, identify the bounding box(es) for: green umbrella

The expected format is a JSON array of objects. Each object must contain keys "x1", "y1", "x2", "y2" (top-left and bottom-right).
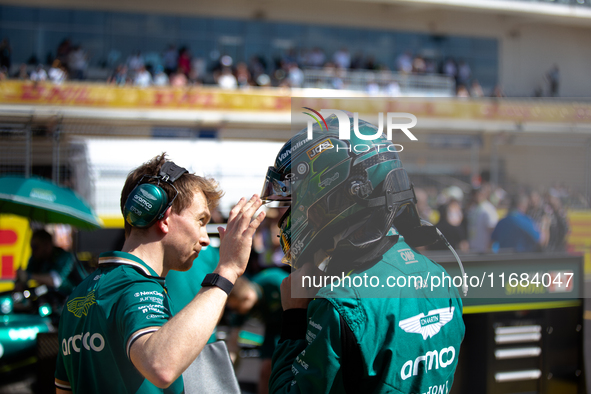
[{"x1": 0, "y1": 176, "x2": 102, "y2": 230}]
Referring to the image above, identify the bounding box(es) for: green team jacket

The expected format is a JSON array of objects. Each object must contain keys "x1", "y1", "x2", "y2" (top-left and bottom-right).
[{"x1": 270, "y1": 238, "x2": 465, "y2": 394}]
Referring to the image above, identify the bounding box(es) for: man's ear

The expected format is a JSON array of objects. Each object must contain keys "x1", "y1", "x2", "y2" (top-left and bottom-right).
[{"x1": 157, "y1": 207, "x2": 173, "y2": 234}]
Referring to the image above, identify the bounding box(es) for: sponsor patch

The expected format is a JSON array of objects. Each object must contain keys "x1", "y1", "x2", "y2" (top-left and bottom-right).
[
  {"x1": 278, "y1": 138, "x2": 308, "y2": 163},
  {"x1": 399, "y1": 248, "x2": 418, "y2": 264},
  {"x1": 140, "y1": 188, "x2": 157, "y2": 200},
  {"x1": 400, "y1": 347, "x2": 455, "y2": 380},
  {"x1": 399, "y1": 307, "x2": 455, "y2": 340},
  {"x1": 67, "y1": 291, "x2": 96, "y2": 318},
  {"x1": 306, "y1": 139, "x2": 334, "y2": 160},
  {"x1": 62, "y1": 332, "x2": 105, "y2": 355}
]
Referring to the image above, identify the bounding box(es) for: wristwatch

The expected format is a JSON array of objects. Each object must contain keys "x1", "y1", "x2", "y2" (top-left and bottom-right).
[{"x1": 201, "y1": 273, "x2": 234, "y2": 295}]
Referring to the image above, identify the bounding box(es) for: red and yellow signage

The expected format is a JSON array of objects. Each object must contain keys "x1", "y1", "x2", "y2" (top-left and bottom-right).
[
  {"x1": 2, "y1": 81, "x2": 591, "y2": 124},
  {"x1": 0, "y1": 81, "x2": 291, "y2": 111},
  {"x1": 0, "y1": 215, "x2": 31, "y2": 292}
]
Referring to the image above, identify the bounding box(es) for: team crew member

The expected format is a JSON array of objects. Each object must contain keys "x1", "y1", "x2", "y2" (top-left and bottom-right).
[
  {"x1": 15, "y1": 229, "x2": 77, "y2": 295},
  {"x1": 55, "y1": 154, "x2": 265, "y2": 393},
  {"x1": 261, "y1": 116, "x2": 465, "y2": 393}
]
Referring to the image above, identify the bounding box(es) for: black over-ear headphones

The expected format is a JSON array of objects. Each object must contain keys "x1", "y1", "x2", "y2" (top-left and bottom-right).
[{"x1": 123, "y1": 161, "x2": 188, "y2": 228}]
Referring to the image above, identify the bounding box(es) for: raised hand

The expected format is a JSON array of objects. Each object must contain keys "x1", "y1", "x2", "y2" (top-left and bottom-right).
[{"x1": 216, "y1": 195, "x2": 266, "y2": 283}]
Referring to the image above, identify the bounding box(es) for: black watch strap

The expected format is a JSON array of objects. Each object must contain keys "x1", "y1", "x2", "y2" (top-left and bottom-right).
[{"x1": 201, "y1": 273, "x2": 234, "y2": 295}]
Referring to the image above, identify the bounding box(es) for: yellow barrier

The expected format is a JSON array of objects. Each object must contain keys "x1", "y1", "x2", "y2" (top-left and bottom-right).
[
  {"x1": 2, "y1": 81, "x2": 591, "y2": 124},
  {"x1": 0, "y1": 81, "x2": 291, "y2": 111}
]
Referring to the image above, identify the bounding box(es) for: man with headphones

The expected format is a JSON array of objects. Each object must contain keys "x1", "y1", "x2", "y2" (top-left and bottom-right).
[{"x1": 55, "y1": 153, "x2": 265, "y2": 393}]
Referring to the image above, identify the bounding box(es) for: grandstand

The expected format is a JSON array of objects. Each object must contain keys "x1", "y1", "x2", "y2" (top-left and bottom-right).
[
  {"x1": 1, "y1": 0, "x2": 591, "y2": 96},
  {"x1": 0, "y1": 0, "x2": 590, "y2": 193}
]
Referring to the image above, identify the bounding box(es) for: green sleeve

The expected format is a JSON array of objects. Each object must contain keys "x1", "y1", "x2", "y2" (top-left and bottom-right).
[
  {"x1": 114, "y1": 276, "x2": 173, "y2": 358},
  {"x1": 269, "y1": 300, "x2": 344, "y2": 394}
]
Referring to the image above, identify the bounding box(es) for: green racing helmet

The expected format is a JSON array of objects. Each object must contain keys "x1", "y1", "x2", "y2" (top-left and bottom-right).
[{"x1": 261, "y1": 113, "x2": 422, "y2": 270}]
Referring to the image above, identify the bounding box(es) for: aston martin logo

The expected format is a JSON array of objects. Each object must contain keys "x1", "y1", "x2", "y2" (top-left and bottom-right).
[
  {"x1": 140, "y1": 188, "x2": 157, "y2": 200},
  {"x1": 398, "y1": 307, "x2": 455, "y2": 340},
  {"x1": 67, "y1": 291, "x2": 96, "y2": 318}
]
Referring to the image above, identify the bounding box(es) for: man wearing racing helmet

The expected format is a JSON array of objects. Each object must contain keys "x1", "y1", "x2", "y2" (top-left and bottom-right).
[{"x1": 262, "y1": 113, "x2": 464, "y2": 393}]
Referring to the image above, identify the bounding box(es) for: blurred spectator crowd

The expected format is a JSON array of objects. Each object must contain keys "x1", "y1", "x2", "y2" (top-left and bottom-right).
[
  {"x1": 419, "y1": 179, "x2": 584, "y2": 255},
  {"x1": 212, "y1": 178, "x2": 583, "y2": 275},
  {"x1": 0, "y1": 37, "x2": 508, "y2": 97}
]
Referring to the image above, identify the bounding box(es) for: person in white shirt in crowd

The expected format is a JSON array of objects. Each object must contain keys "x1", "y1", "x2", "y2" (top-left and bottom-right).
[
  {"x1": 191, "y1": 58, "x2": 207, "y2": 84},
  {"x1": 48, "y1": 60, "x2": 67, "y2": 84},
  {"x1": 30, "y1": 64, "x2": 48, "y2": 82},
  {"x1": 217, "y1": 67, "x2": 237, "y2": 89},
  {"x1": 385, "y1": 80, "x2": 401, "y2": 97},
  {"x1": 396, "y1": 51, "x2": 413, "y2": 74},
  {"x1": 153, "y1": 65, "x2": 169, "y2": 86},
  {"x1": 134, "y1": 65, "x2": 152, "y2": 88},
  {"x1": 127, "y1": 51, "x2": 145, "y2": 74},
  {"x1": 332, "y1": 48, "x2": 351, "y2": 69},
  {"x1": 68, "y1": 45, "x2": 88, "y2": 80},
  {"x1": 365, "y1": 75, "x2": 379, "y2": 95},
  {"x1": 287, "y1": 62, "x2": 304, "y2": 88}
]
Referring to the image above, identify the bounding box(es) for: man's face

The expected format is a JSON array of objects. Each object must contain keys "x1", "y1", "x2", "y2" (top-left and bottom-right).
[{"x1": 164, "y1": 191, "x2": 211, "y2": 272}]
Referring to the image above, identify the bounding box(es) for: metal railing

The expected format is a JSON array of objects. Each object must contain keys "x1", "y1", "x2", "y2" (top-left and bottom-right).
[{"x1": 302, "y1": 68, "x2": 456, "y2": 96}]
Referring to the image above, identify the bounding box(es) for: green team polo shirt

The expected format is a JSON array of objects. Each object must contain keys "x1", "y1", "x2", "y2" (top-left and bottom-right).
[{"x1": 55, "y1": 251, "x2": 183, "y2": 393}]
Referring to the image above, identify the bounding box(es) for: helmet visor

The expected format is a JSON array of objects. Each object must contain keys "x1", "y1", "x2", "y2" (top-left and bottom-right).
[{"x1": 261, "y1": 166, "x2": 292, "y2": 201}]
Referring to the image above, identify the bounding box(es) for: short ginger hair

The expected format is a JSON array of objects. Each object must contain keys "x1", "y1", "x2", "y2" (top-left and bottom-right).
[{"x1": 120, "y1": 153, "x2": 223, "y2": 234}]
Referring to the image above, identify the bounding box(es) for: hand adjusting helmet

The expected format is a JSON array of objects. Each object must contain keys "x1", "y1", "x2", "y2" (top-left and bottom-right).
[{"x1": 261, "y1": 113, "x2": 428, "y2": 271}]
